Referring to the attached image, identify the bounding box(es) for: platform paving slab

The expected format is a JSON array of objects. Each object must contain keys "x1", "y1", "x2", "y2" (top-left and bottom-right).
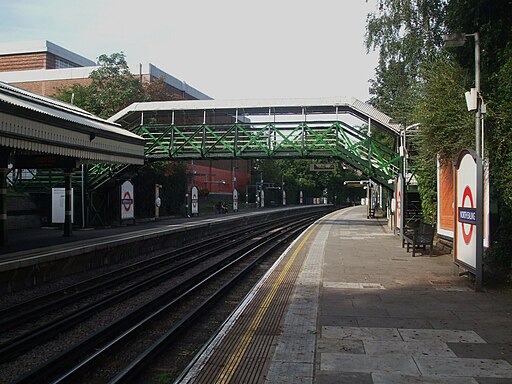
[
  {"x1": 448, "y1": 342, "x2": 512, "y2": 365},
  {"x1": 414, "y1": 356, "x2": 512, "y2": 378},
  {"x1": 363, "y1": 340, "x2": 457, "y2": 357},
  {"x1": 371, "y1": 372, "x2": 479, "y2": 384},
  {"x1": 398, "y1": 328, "x2": 486, "y2": 343},
  {"x1": 320, "y1": 352, "x2": 420, "y2": 375},
  {"x1": 312, "y1": 207, "x2": 512, "y2": 383},
  {"x1": 315, "y1": 371, "x2": 373, "y2": 384}
]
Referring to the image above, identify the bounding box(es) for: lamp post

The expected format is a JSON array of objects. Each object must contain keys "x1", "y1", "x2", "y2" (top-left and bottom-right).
[
  {"x1": 443, "y1": 32, "x2": 481, "y2": 157},
  {"x1": 443, "y1": 32, "x2": 484, "y2": 291}
]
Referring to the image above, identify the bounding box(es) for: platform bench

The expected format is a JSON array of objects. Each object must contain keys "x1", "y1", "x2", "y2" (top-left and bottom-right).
[{"x1": 402, "y1": 222, "x2": 435, "y2": 257}]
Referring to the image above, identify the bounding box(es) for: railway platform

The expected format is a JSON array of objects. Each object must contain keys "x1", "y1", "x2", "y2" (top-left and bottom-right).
[
  {"x1": 0, "y1": 205, "x2": 330, "y2": 293},
  {"x1": 177, "y1": 205, "x2": 512, "y2": 384}
]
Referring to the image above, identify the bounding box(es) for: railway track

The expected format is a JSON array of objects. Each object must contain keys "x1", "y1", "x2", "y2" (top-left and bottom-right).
[{"x1": 1, "y1": 209, "x2": 330, "y2": 383}]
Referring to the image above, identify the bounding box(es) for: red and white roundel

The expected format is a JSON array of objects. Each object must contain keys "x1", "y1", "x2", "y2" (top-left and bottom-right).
[
  {"x1": 122, "y1": 191, "x2": 132, "y2": 211},
  {"x1": 121, "y1": 181, "x2": 134, "y2": 220},
  {"x1": 459, "y1": 185, "x2": 475, "y2": 245}
]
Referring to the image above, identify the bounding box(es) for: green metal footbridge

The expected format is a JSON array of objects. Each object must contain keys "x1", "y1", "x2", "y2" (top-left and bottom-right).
[
  {"x1": 10, "y1": 97, "x2": 403, "y2": 192},
  {"x1": 109, "y1": 97, "x2": 402, "y2": 188}
]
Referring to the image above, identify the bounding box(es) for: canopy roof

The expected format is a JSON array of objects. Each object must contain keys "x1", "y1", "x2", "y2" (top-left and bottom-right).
[
  {"x1": 110, "y1": 96, "x2": 402, "y2": 135},
  {"x1": 0, "y1": 82, "x2": 145, "y2": 164}
]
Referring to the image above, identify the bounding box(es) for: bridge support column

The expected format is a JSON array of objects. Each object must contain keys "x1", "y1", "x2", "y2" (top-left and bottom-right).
[{"x1": 0, "y1": 148, "x2": 10, "y2": 246}]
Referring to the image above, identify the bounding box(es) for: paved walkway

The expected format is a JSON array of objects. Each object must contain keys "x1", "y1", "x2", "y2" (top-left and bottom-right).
[
  {"x1": 182, "y1": 205, "x2": 512, "y2": 384},
  {"x1": 302, "y1": 206, "x2": 512, "y2": 383}
]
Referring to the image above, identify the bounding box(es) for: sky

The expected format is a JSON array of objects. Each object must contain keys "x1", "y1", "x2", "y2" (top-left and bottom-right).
[{"x1": 0, "y1": 0, "x2": 379, "y2": 102}]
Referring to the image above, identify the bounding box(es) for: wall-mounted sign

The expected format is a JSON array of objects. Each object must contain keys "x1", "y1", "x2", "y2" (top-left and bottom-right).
[
  {"x1": 121, "y1": 181, "x2": 134, "y2": 220},
  {"x1": 233, "y1": 188, "x2": 238, "y2": 212},
  {"x1": 437, "y1": 157, "x2": 455, "y2": 239},
  {"x1": 51, "y1": 188, "x2": 74, "y2": 224},
  {"x1": 310, "y1": 163, "x2": 335, "y2": 172}
]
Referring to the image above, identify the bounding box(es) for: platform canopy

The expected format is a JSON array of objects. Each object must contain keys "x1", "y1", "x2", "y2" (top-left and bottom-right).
[{"x1": 0, "y1": 81, "x2": 145, "y2": 165}]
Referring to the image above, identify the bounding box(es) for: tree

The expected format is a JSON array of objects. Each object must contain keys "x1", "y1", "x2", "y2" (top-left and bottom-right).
[
  {"x1": 252, "y1": 159, "x2": 364, "y2": 205},
  {"x1": 53, "y1": 52, "x2": 190, "y2": 218},
  {"x1": 85, "y1": 52, "x2": 141, "y2": 119},
  {"x1": 54, "y1": 52, "x2": 141, "y2": 118},
  {"x1": 367, "y1": 0, "x2": 512, "y2": 278},
  {"x1": 140, "y1": 76, "x2": 181, "y2": 102},
  {"x1": 411, "y1": 54, "x2": 474, "y2": 221},
  {"x1": 365, "y1": 0, "x2": 446, "y2": 119}
]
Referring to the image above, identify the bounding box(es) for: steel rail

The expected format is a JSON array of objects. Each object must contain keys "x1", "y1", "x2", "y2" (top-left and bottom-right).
[
  {"x1": 111, "y1": 221, "x2": 310, "y2": 383},
  {"x1": 52, "y1": 216, "x2": 310, "y2": 384},
  {"x1": 0, "y1": 212, "x2": 320, "y2": 363},
  {"x1": 8, "y1": 212, "x2": 326, "y2": 383},
  {"x1": 0, "y1": 210, "x2": 313, "y2": 331}
]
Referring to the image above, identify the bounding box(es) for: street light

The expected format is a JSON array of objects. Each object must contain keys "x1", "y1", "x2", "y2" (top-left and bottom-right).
[
  {"x1": 444, "y1": 32, "x2": 485, "y2": 291},
  {"x1": 443, "y1": 32, "x2": 481, "y2": 157}
]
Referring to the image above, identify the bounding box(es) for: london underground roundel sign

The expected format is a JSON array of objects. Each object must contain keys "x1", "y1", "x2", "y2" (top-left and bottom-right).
[
  {"x1": 121, "y1": 181, "x2": 134, "y2": 220},
  {"x1": 454, "y1": 149, "x2": 482, "y2": 273},
  {"x1": 459, "y1": 185, "x2": 476, "y2": 245}
]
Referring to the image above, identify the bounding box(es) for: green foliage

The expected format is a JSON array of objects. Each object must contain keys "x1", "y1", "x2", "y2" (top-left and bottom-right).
[
  {"x1": 54, "y1": 52, "x2": 141, "y2": 118},
  {"x1": 252, "y1": 159, "x2": 365, "y2": 204},
  {"x1": 87, "y1": 53, "x2": 141, "y2": 118},
  {"x1": 369, "y1": 57, "x2": 416, "y2": 122},
  {"x1": 412, "y1": 55, "x2": 474, "y2": 162},
  {"x1": 445, "y1": 0, "x2": 512, "y2": 93},
  {"x1": 410, "y1": 54, "x2": 475, "y2": 225},
  {"x1": 365, "y1": 0, "x2": 446, "y2": 115},
  {"x1": 140, "y1": 76, "x2": 181, "y2": 102},
  {"x1": 367, "y1": 0, "x2": 512, "y2": 278},
  {"x1": 133, "y1": 161, "x2": 187, "y2": 218},
  {"x1": 487, "y1": 48, "x2": 512, "y2": 229}
]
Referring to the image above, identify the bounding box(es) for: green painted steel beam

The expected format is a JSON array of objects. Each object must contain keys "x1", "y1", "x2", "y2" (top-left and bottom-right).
[
  {"x1": 10, "y1": 119, "x2": 401, "y2": 192},
  {"x1": 139, "y1": 121, "x2": 400, "y2": 187}
]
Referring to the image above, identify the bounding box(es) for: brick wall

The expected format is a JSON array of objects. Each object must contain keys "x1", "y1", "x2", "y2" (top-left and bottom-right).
[
  {"x1": 0, "y1": 53, "x2": 48, "y2": 72},
  {"x1": 9, "y1": 78, "x2": 93, "y2": 97}
]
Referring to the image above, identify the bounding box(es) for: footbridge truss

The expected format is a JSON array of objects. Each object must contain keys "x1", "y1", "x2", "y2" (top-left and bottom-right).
[{"x1": 110, "y1": 97, "x2": 402, "y2": 189}]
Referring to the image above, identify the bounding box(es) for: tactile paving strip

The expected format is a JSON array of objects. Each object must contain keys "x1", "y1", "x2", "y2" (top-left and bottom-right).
[{"x1": 187, "y1": 226, "x2": 316, "y2": 384}]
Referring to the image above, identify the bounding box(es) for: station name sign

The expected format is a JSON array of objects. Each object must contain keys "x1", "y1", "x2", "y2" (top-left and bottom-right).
[
  {"x1": 310, "y1": 163, "x2": 335, "y2": 172},
  {"x1": 458, "y1": 207, "x2": 476, "y2": 224}
]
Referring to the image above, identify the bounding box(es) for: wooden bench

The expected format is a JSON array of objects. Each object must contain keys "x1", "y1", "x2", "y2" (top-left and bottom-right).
[{"x1": 402, "y1": 222, "x2": 435, "y2": 257}]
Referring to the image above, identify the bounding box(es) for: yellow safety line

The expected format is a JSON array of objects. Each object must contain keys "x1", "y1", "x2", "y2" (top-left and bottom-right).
[{"x1": 215, "y1": 223, "x2": 318, "y2": 384}]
